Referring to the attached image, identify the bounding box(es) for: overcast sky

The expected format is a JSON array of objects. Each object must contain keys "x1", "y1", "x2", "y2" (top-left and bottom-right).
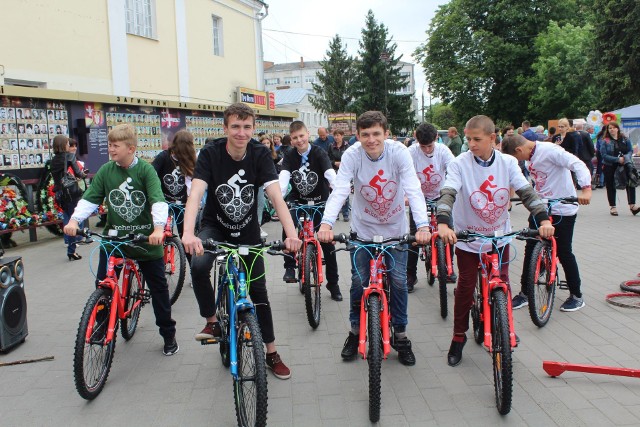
[{"x1": 261, "y1": 0, "x2": 449, "y2": 110}]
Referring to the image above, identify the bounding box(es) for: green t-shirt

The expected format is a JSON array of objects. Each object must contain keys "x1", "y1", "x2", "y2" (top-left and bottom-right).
[{"x1": 83, "y1": 158, "x2": 166, "y2": 260}]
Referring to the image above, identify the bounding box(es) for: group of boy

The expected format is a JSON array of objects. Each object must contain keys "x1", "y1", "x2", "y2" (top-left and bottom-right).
[{"x1": 63, "y1": 102, "x2": 591, "y2": 379}]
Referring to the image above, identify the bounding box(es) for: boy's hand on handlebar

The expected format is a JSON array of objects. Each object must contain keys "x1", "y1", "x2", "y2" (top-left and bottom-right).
[
  {"x1": 538, "y1": 220, "x2": 555, "y2": 239},
  {"x1": 284, "y1": 237, "x2": 302, "y2": 253},
  {"x1": 578, "y1": 187, "x2": 592, "y2": 205},
  {"x1": 64, "y1": 220, "x2": 79, "y2": 237},
  {"x1": 415, "y1": 227, "x2": 431, "y2": 245},
  {"x1": 182, "y1": 233, "x2": 203, "y2": 256},
  {"x1": 148, "y1": 227, "x2": 165, "y2": 245},
  {"x1": 438, "y1": 224, "x2": 456, "y2": 245},
  {"x1": 317, "y1": 224, "x2": 334, "y2": 244}
]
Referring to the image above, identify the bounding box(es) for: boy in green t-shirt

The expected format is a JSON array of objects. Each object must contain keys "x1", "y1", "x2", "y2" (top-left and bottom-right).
[{"x1": 64, "y1": 124, "x2": 178, "y2": 356}]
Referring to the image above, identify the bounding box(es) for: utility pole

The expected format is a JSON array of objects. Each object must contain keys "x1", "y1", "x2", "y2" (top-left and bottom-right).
[{"x1": 380, "y1": 52, "x2": 390, "y2": 118}]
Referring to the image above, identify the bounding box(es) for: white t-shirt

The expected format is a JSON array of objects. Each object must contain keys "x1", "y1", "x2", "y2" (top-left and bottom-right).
[
  {"x1": 443, "y1": 150, "x2": 529, "y2": 253},
  {"x1": 528, "y1": 141, "x2": 590, "y2": 216},
  {"x1": 408, "y1": 143, "x2": 455, "y2": 200},
  {"x1": 322, "y1": 140, "x2": 429, "y2": 240}
]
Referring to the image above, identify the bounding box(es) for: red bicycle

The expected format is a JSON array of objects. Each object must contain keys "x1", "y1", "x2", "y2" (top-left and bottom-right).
[
  {"x1": 420, "y1": 198, "x2": 454, "y2": 318},
  {"x1": 334, "y1": 233, "x2": 414, "y2": 423},
  {"x1": 463, "y1": 228, "x2": 539, "y2": 415},
  {"x1": 73, "y1": 230, "x2": 150, "y2": 400},
  {"x1": 163, "y1": 203, "x2": 187, "y2": 305},
  {"x1": 287, "y1": 202, "x2": 325, "y2": 329}
]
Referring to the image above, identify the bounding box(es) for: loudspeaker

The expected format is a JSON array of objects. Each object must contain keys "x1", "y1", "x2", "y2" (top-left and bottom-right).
[
  {"x1": 75, "y1": 118, "x2": 89, "y2": 155},
  {"x1": 0, "y1": 256, "x2": 28, "y2": 352}
]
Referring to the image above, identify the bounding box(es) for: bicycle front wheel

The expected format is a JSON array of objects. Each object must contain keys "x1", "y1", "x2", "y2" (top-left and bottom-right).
[
  {"x1": 436, "y1": 239, "x2": 448, "y2": 319},
  {"x1": 423, "y1": 244, "x2": 435, "y2": 286},
  {"x1": 73, "y1": 288, "x2": 116, "y2": 400},
  {"x1": 121, "y1": 268, "x2": 144, "y2": 340},
  {"x1": 471, "y1": 270, "x2": 484, "y2": 344},
  {"x1": 367, "y1": 294, "x2": 383, "y2": 423},
  {"x1": 233, "y1": 311, "x2": 268, "y2": 427},
  {"x1": 216, "y1": 263, "x2": 231, "y2": 368},
  {"x1": 164, "y1": 236, "x2": 187, "y2": 305},
  {"x1": 526, "y1": 241, "x2": 557, "y2": 327},
  {"x1": 304, "y1": 243, "x2": 321, "y2": 329},
  {"x1": 491, "y1": 289, "x2": 513, "y2": 415}
]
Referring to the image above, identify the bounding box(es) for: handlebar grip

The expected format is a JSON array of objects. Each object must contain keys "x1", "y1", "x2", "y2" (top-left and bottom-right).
[
  {"x1": 520, "y1": 228, "x2": 540, "y2": 238},
  {"x1": 562, "y1": 197, "x2": 579, "y2": 204},
  {"x1": 403, "y1": 234, "x2": 416, "y2": 244},
  {"x1": 202, "y1": 238, "x2": 216, "y2": 250},
  {"x1": 76, "y1": 228, "x2": 88, "y2": 238},
  {"x1": 132, "y1": 234, "x2": 149, "y2": 243},
  {"x1": 269, "y1": 241, "x2": 287, "y2": 251},
  {"x1": 334, "y1": 233, "x2": 349, "y2": 243}
]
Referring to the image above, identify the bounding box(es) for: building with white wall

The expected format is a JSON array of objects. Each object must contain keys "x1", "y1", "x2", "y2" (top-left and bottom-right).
[{"x1": 272, "y1": 88, "x2": 327, "y2": 138}]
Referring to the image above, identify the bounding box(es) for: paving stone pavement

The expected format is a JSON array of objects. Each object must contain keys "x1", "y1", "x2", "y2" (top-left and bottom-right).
[{"x1": 1, "y1": 188, "x2": 640, "y2": 426}]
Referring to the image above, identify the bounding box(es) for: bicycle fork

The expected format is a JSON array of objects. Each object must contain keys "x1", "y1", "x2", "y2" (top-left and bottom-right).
[
  {"x1": 359, "y1": 263, "x2": 391, "y2": 359},
  {"x1": 482, "y1": 277, "x2": 517, "y2": 351}
]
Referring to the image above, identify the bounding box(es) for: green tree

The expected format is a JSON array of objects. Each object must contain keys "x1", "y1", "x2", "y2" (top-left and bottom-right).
[
  {"x1": 309, "y1": 35, "x2": 355, "y2": 115},
  {"x1": 593, "y1": 0, "x2": 640, "y2": 110},
  {"x1": 523, "y1": 22, "x2": 598, "y2": 121},
  {"x1": 352, "y1": 10, "x2": 414, "y2": 134},
  {"x1": 424, "y1": 102, "x2": 458, "y2": 130}
]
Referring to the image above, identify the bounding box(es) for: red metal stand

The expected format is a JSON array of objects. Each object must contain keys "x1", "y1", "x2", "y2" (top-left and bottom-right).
[{"x1": 543, "y1": 361, "x2": 640, "y2": 378}]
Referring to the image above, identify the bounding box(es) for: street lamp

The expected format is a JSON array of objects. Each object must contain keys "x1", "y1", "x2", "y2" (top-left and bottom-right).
[
  {"x1": 380, "y1": 52, "x2": 390, "y2": 117},
  {"x1": 421, "y1": 81, "x2": 427, "y2": 122}
]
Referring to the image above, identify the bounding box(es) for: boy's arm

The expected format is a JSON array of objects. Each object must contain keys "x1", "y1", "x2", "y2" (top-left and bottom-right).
[
  {"x1": 323, "y1": 169, "x2": 337, "y2": 189},
  {"x1": 319, "y1": 149, "x2": 337, "y2": 189},
  {"x1": 265, "y1": 182, "x2": 302, "y2": 253},
  {"x1": 553, "y1": 145, "x2": 592, "y2": 190},
  {"x1": 278, "y1": 170, "x2": 291, "y2": 197},
  {"x1": 182, "y1": 178, "x2": 207, "y2": 255}
]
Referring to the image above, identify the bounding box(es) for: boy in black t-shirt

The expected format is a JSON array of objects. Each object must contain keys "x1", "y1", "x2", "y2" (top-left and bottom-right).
[
  {"x1": 279, "y1": 121, "x2": 342, "y2": 301},
  {"x1": 182, "y1": 103, "x2": 301, "y2": 380}
]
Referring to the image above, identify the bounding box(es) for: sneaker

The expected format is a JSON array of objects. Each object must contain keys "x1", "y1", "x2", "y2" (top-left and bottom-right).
[
  {"x1": 195, "y1": 322, "x2": 222, "y2": 341},
  {"x1": 560, "y1": 295, "x2": 585, "y2": 312},
  {"x1": 260, "y1": 227, "x2": 268, "y2": 238},
  {"x1": 341, "y1": 332, "x2": 359, "y2": 360},
  {"x1": 163, "y1": 337, "x2": 179, "y2": 356},
  {"x1": 394, "y1": 337, "x2": 416, "y2": 366},
  {"x1": 512, "y1": 293, "x2": 528, "y2": 310},
  {"x1": 407, "y1": 275, "x2": 417, "y2": 293},
  {"x1": 283, "y1": 268, "x2": 296, "y2": 283},
  {"x1": 266, "y1": 351, "x2": 291, "y2": 380},
  {"x1": 343, "y1": 215, "x2": 349, "y2": 222},
  {"x1": 447, "y1": 335, "x2": 467, "y2": 367}
]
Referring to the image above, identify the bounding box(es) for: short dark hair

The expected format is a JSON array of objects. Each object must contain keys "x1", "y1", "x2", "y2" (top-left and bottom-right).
[
  {"x1": 522, "y1": 120, "x2": 530, "y2": 127},
  {"x1": 68, "y1": 138, "x2": 78, "y2": 148},
  {"x1": 332, "y1": 129, "x2": 344, "y2": 136},
  {"x1": 415, "y1": 123, "x2": 438, "y2": 145},
  {"x1": 223, "y1": 102, "x2": 255, "y2": 126},
  {"x1": 356, "y1": 111, "x2": 387, "y2": 132},
  {"x1": 466, "y1": 115, "x2": 495, "y2": 135},
  {"x1": 501, "y1": 134, "x2": 528, "y2": 155},
  {"x1": 289, "y1": 120, "x2": 307, "y2": 134}
]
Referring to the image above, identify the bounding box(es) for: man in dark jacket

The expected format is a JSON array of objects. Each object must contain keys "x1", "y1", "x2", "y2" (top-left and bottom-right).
[{"x1": 575, "y1": 123, "x2": 595, "y2": 176}]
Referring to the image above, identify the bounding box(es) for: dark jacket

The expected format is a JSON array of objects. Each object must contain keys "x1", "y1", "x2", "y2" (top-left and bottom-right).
[
  {"x1": 51, "y1": 152, "x2": 84, "y2": 193},
  {"x1": 601, "y1": 136, "x2": 632, "y2": 166},
  {"x1": 577, "y1": 130, "x2": 595, "y2": 164},
  {"x1": 328, "y1": 142, "x2": 349, "y2": 170}
]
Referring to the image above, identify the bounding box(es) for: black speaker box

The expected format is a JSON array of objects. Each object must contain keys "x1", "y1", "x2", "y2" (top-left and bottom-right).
[{"x1": 0, "y1": 256, "x2": 28, "y2": 352}]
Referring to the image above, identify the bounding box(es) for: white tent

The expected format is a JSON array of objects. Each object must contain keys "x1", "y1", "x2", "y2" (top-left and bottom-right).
[{"x1": 613, "y1": 104, "x2": 640, "y2": 152}]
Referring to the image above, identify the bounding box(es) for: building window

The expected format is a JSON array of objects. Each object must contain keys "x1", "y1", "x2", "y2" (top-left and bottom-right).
[
  {"x1": 125, "y1": 0, "x2": 156, "y2": 39},
  {"x1": 265, "y1": 78, "x2": 279, "y2": 85},
  {"x1": 212, "y1": 15, "x2": 224, "y2": 56},
  {"x1": 283, "y1": 77, "x2": 300, "y2": 85},
  {"x1": 304, "y1": 76, "x2": 315, "y2": 83}
]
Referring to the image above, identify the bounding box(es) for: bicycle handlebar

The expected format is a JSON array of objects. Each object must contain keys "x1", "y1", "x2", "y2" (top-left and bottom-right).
[
  {"x1": 202, "y1": 239, "x2": 286, "y2": 255},
  {"x1": 334, "y1": 233, "x2": 415, "y2": 246},
  {"x1": 76, "y1": 228, "x2": 149, "y2": 243},
  {"x1": 467, "y1": 228, "x2": 539, "y2": 240}
]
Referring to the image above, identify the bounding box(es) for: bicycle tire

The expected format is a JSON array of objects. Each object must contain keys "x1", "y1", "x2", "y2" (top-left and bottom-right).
[
  {"x1": 233, "y1": 310, "x2": 268, "y2": 427},
  {"x1": 164, "y1": 236, "x2": 187, "y2": 305},
  {"x1": 73, "y1": 288, "x2": 116, "y2": 400},
  {"x1": 526, "y1": 241, "x2": 557, "y2": 327},
  {"x1": 491, "y1": 289, "x2": 513, "y2": 415},
  {"x1": 620, "y1": 280, "x2": 640, "y2": 294},
  {"x1": 215, "y1": 261, "x2": 231, "y2": 368},
  {"x1": 423, "y1": 244, "x2": 435, "y2": 286},
  {"x1": 297, "y1": 250, "x2": 304, "y2": 294},
  {"x1": 304, "y1": 243, "x2": 321, "y2": 329},
  {"x1": 471, "y1": 270, "x2": 484, "y2": 344},
  {"x1": 120, "y1": 267, "x2": 143, "y2": 340},
  {"x1": 436, "y1": 239, "x2": 448, "y2": 319},
  {"x1": 367, "y1": 294, "x2": 383, "y2": 423}
]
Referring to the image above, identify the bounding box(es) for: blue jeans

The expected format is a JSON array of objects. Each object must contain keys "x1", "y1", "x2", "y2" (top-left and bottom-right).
[
  {"x1": 349, "y1": 244, "x2": 408, "y2": 333},
  {"x1": 340, "y1": 197, "x2": 351, "y2": 219},
  {"x1": 62, "y1": 202, "x2": 81, "y2": 255}
]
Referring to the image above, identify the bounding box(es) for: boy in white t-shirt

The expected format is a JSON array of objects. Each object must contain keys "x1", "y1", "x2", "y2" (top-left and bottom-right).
[
  {"x1": 437, "y1": 115, "x2": 554, "y2": 367},
  {"x1": 501, "y1": 135, "x2": 591, "y2": 312},
  {"x1": 406, "y1": 122, "x2": 455, "y2": 292},
  {"x1": 318, "y1": 111, "x2": 431, "y2": 366}
]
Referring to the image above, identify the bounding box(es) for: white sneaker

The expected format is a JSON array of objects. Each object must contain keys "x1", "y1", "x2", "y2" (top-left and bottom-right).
[{"x1": 260, "y1": 227, "x2": 268, "y2": 238}]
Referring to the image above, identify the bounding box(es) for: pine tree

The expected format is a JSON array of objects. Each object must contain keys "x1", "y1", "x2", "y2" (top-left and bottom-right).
[
  {"x1": 309, "y1": 35, "x2": 355, "y2": 115},
  {"x1": 352, "y1": 10, "x2": 414, "y2": 134}
]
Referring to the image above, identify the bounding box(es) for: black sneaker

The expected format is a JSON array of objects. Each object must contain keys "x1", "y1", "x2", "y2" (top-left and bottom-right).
[
  {"x1": 326, "y1": 282, "x2": 343, "y2": 301},
  {"x1": 407, "y1": 275, "x2": 417, "y2": 293},
  {"x1": 447, "y1": 335, "x2": 467, "y2": 367},
  {"x1": 341, "y1": 332, "x2": 359, "y2": 360},
  {"x1": 447, "y1": 273, "x2": 457, "y2": 283},
  {"x1": 394, "y1": 337, "x2": 416, "y2": 366},
  {"x1": 163, "y1": 337, "x2": 179, "y2": 356},
  {"x1": 283, "y1": 268, "x2": 297, "y2": 283}
]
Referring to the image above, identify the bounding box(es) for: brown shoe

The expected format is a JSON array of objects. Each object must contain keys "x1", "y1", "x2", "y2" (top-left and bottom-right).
[
  {"x1": 195, "y1": 322, "x2": 221, "y2": 341},
  {"x1": 266, "y1": 351, "x2": 291, "y2": 379}
]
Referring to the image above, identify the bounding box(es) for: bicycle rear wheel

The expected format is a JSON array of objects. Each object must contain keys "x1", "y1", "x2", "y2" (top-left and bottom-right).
[
  {"x1": 367, "y1": 294, "x2": 383, "y2": 423},
  {"x1": 215, "y1": 260, "x2": 231, "y2": 367},
  {"x1": 526, "y1": 241, "x2": 557, "y2": 327},
  {"x1": 164, "y1": 236, "x2": 186, "y2": 305},
  {"x1": 121, "y1": 267, "x2": 144, "y2": 340},
  {"x1": 233, "y1": 311, "x2": 268, "y2": 427},
  {"x1": 436, "y1": 239, "x2": 448, "y2": 318},
  {"x1": 471, "y1": 270, "x2": 484, "y2": 344},
  {"x1": 423, "y1": 244, "x2": 435, "y2": 286},
  {"x1": 297, "y1": 250, "x2": 304, "y2": 294},
  {"x1": 491, "y1": 289, "x2": 513, "y2": 415},
  {"x1": 73, "y1": 288, "x2": 116, "y2": 400},
  {"x1": 303, "y1": 243, "x2": 321, "y2": 329}
]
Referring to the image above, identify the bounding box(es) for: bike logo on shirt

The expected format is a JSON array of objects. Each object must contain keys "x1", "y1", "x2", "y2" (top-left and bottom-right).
[
  {"x1": 528, "y1": 164, "x2": 547, "y2": 192},
  {"x1": 360, "y1": 169, "x2": 398, "y2": 219},
  {"x1": 469, "y1": 175, "x2": 509, "y2": 224},
  {"x1": 291, "y1": 160, "x2": 318, "y2": 196},
  {"x1": 215, "y1": 169, "x2": 254, "y2": 223},
  {"x1": 163, "y1": 168, "x2": 185, "y2": 195},
  {"x1": 109, "y1": 177, "x2": 147, "y2": 223},
  {"x1": 417, "y1": 164, "x2": 443, "y2": 196}
]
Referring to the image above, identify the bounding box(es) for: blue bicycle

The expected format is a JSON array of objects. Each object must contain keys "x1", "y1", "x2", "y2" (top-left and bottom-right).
[{"x1": 200, "y1": 239, "x2": 285, "y2": 427}]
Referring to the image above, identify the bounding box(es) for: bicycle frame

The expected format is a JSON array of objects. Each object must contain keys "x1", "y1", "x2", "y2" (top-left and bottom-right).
[
  {"x1": 424, "y1": 200, "x2": 453, "y2": 277},
  {"x1": 163, "y1": 215, "x2": 177, "y2": 274},
  {"x1": 359, "y1": 252, "x2": 391, "y2": 359},
  {"x1": 296, "y1": 208, "x2": 324, "y2": 285}
]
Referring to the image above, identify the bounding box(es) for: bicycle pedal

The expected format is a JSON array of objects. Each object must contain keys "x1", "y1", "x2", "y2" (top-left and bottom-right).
[
  {"x1": 322, "y1": 260, "x2": 326, "y2": 265},
  {"x1": 200, "y1": 338, "x2": 219, "y2": 345},
  {"x1": 558, "y1": 281, "x2": 569, "y2": 290},
  {"x1": 139, "y1": 289, "x2": 152, "y2": 305}
]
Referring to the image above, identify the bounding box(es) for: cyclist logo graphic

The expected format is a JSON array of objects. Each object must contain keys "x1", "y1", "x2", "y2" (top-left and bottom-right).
[
  {"x1": 108, "y1": 177, "x2": 147, "y2": 222},
  {"x1": 360, "y1": 169, "x2": 398, "y2": 217},
  {"x1": 469, "y1": 175, "x2": 509, "y2": 224},
  {"x1": 291, "y1": 159, "x2": 318, "y2": 196},
  {"x1": 528, "y1": 165, "x2": 547, "y2": 192},
  {"x1": 162, "y1": 168, "x2": 185, "y2": 195},
  {"x1": 215, "y1": 169, "x2": 254, "y2": 222},
  {"x1": 417, "y1": 164, "x2": 443, "y2": 195}
]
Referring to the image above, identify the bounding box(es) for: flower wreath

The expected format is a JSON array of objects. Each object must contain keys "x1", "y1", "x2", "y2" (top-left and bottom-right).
[{"x1": 0, "y1": 173, "x2": 39, "y2": 230}]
